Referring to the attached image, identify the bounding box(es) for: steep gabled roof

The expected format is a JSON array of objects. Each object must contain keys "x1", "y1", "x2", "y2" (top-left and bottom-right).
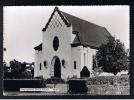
[
  {"x1": 42, "y1": 7, "x2": 71, "y2": 32},
  {"x1": 61, "y1": 11, "x2": 112, "y2": 49},
  {"x1": 41, "y1": 7, "x2": 112, "y2": 49}
]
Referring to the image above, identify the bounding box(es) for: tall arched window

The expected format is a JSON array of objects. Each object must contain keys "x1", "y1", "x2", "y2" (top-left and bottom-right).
[
  {"x1": 40, "y1": 63, "x2": 42, "y2": 70},
  {"x1": 53, "y1": 36, "x2": 59, "y2": 51},
  {"x1": 74, "y1": 61, "x2": 76, "y2": 69},
  {"x1": 84, "y1": 53, "x2": 86, "y2": 66}
]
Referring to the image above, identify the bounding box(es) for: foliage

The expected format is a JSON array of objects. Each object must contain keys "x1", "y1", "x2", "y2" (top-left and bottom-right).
[
  {"x1": 87, "y1": 75, "x2": 129, "y2": 85},
  {"x1": 31, "y1": 68, "x2": 34, "y2": 77},
  {"x1": 21, "y1": 70, "x2": 32, "y2": 79},
  {"x1": 95, "y1": 37, "x2": 129, "y2": 75},
  {"x1": 9, "y1": 60, "x2": 22, "y2": 78},
  {"x1": 4, "y1": 61, "x2": 12, "y2": 78},
  {"x1": 4, "y1": 59, "x2": 34, "y2": 79},
  {"x1": 92, "y1": 55, "x2": 97, "y2": 70},
  {"x1": 21, "y1": 62, "x2": 27, "y2": 72}
]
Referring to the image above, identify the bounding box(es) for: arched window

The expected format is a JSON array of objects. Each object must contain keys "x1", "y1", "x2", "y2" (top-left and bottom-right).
[
  {"x1": 74, "y1": 61, "x2": 76, "y2": 69},
  {"x1": 53, "y1": 36, "x2": 59, "y2": 51},
  {"x1": 84, "y1": 53, "x2": 86, "y2": 65},
  {"x1": 44, "y1": 61, "x2": 47, "y2": 66},
  {"x1": 40, "y1": 63, "x2": 42, "y2": 70},
  {"x1": 62, "y1": 59, "x2": 65, "y2": 67},
  {"x1": 44, "y1": 61, "x2": 47, "y2": 68}
]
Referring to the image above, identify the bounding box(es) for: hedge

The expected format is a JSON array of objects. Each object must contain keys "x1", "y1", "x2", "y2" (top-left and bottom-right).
[
  {"x1": 87, "y1": 75, "x2": 129, "y2": 85},
  {"x1": 68, "y1": 79, "x2": 88, "y2": 93},
  {"x1": 4, "y1": 79, "x2": 45, "y2": 91}
]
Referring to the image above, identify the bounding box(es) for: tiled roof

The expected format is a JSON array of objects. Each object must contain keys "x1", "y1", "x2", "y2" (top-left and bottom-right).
[
  {"x1": 61, "y1": 11, "x2": 112, "y2": 49},
  {"x1": 40, "y1": 7, "x2": 113, "y2": 50}
]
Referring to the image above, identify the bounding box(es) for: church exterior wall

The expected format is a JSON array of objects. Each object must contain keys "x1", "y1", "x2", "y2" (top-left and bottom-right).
[
  {"x1": 34, "y1": 36, "x2": 97, "y2": 79},
  {"x1": 34, "y1": 9, "x2": 98, "y2": 79},
  {"x1": 34, "y1": 50, "x2": 42, "y2": 77},
  {"x1": 71, "y1": 46, "x2": 97, "y2": 78},
  {"x1": 82, "y1": 47, "x2": 97, "y2": 77},
  {"x1": 71, "y1": 46, "x2": 83, "y2": 78},
  {"x1": 41, "y1": 24, "x2": 72, "y2": 79}
]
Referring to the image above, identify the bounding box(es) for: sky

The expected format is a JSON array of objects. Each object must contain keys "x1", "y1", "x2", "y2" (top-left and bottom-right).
[{"x1": 3, "y1": 6, "x2": 130, "y2": 64}]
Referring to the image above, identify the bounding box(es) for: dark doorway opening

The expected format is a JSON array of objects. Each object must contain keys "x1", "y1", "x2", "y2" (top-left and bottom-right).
[
  {"x1": 54, "y1": 57, "x2": 61, "y2": 78},
  {"x1": 80, "y1": 66, "x2": 90, "y2": 78}
]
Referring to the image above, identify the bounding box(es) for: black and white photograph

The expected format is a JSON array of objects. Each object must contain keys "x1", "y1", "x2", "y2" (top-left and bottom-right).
[{"x1": 3, "y1": 6, "x2": 130, "y2": 96}]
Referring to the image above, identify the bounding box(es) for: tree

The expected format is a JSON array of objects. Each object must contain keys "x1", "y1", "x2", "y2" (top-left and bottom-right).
[
  {"x1": 21, "y1": 62, "x2": 27, "y2": 72},
  {"x1": 96, "y1": 37, "x2": 129, "y2": 75},
  {"x1": 4, "y1": 61, "x2": 12, "y2": 78},
  {"x1": 10, "y1": 59, "x2": 22, "y2": 78},
  {"x1": 21, "y1": 70, "x2": 32, "y2": 79},
  {"x1": 31, "y1": 67, "x2": 34, "y2": 77},
  {"x1": 4, "y1": 59, "x2": 34, "y2": 79},
  {"x1": 92, "y1": 55, "x2": 97, "y2": 70},
  {"x1": 122, "y1": 49, "x2": 129, "y2": 70}
]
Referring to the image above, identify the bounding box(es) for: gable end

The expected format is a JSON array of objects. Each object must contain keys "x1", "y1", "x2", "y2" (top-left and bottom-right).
[{"x1": 42, "y1": 7, "x2": 71, "y2": 32}]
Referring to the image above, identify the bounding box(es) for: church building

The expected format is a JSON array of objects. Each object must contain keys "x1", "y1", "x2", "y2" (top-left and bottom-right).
[{"x1": 34, "y1": 7, "x2": 112, "y2": 79}]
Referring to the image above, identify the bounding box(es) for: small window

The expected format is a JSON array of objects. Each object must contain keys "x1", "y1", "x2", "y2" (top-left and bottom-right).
[
  {"x1": 44, "y1": 61, "x2": 47, "y2": 68},
  {"x1": 40, "y1": 63, "x2": 42, "y2": 70},
  {"x1": 44, "y1": 61, "x2": 47, "y2": 66},
  {"x1": 74, "y1": 61, "x2": 76, "y2": 69},
  {"x1": 62, "y1": 59, "x2": 65, "y2": 66}
]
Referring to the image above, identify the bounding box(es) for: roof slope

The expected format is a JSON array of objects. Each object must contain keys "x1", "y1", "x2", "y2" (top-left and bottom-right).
[
  {"x1": 34, "y1": 43, "x2": 42, "y2": 51},
  {"x1": 36, "y1": 7, "x2": 112, "y2": 51},
  {"x1": 61, "y1": 11, "x2": 112, "y2": 48}
]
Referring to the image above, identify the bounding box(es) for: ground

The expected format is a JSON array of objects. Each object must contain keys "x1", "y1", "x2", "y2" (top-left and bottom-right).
[{"x1": 3, "y1": 75, "x2": 129, "y2": 96}]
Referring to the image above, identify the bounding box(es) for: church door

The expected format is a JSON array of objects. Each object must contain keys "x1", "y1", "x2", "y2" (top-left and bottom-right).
[
  {"x1": 80, "y1": 66, "x2": 90, "y2": 78},
  {"x1": 54, "y1": 57, "x2": 61, "y2": 78}
]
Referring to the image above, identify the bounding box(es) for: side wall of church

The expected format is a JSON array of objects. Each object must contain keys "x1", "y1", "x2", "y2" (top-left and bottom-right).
[
  {"x1": 34, "y1": 50, "x2": 43, "y2": 77},
  {"x1": 71, "y1": 46, "x2": 83, "y2": 78},
  {"x1": 71, "y1": 46, "x2": 97, "y2": 78},
  {"x1": 81, "y1": 47, "x2": 97, "y2": 77}
]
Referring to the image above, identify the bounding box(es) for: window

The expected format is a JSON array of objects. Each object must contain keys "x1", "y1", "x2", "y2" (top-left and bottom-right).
[
  {"x1": 53, "y1": 36, "x2": 59, "y2": 51},
  {"x1": 44, "y1": 61, "x2": 47, "y2": 66},
  {"x1": 74, "y1": 61, "x2": 76, "y2": 69},
  {"x1": 84, "y1": 53, "x2": 86, "y2": 65},
  {"x1": 62, "y1": 59, "x2": 65, "y2": 66},
  {"x1": 44, "y1": 61, "x2": 47, "y2": 68},
  {"x1": 40, "y1": 63, "x2": 42, "y2": 70}
]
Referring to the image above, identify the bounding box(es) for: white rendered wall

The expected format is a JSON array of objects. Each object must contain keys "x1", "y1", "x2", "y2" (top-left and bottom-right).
[
  {"x1": 82, "y1": 47, "x2": 97, "y2": 77},
  {"x1": 71, "y1": 33, "x2": 76, "y2": 43},
  {"x1": 41, "y1": 15, "x2": 73, "y2": 79},
  {"x1": 34, "y1": 50, "x2": 42, "y2": 77},
  {"x1": 34, "y1": 11, "x2": 97, "y2": 79},
  {"x1": 71, "y1": 46, "x2": 97, "y2": 78},
  {"x1": 71, "y1": 46, "x2": 83, "y2": 78}
]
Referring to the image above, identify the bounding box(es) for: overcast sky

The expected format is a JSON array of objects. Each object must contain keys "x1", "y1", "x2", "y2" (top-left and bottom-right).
[{"x1": 3, "y1": 6, "x2": 129, "y2": 63}]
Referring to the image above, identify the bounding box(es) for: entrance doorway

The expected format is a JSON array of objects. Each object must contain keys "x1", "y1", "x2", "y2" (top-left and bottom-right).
[
  {"x1": 54, "y1": 57, "x2": 61, "y2": 78},
  {"x1": 80, "y1": 66, "x2": 90, "y2": 78},
  {"x1": 51, "y1": 56, "x2": 61, "y2": 78}
]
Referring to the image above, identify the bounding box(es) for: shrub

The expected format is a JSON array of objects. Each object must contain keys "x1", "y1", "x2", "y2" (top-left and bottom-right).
[
  {"x1": 96, "y1": 37, "x2": 129, "y2": 75},
  {"x1": 4, "y1": 59, "x2": 34, "y2": 79},
  {"x1": 4, "y1": 79, "x2": 45, "y2": 91},
  {"x1": 87, "y1": 75, "x2": 129, "y2": 85},
  {"x1": 68, "y1": 79, "x2": 88, "y2": 93},
  {"x1": 21, "y1": 71, "x2": 32, "y2": 79}
]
